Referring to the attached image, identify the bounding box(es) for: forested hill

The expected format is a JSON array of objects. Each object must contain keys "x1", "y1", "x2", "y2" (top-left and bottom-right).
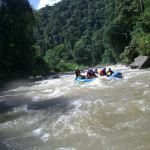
[
  {"x1": 34, "y1": 0, "x2": 117, "y2": 66},
  {"x1": 34, "y1": 0, "x2": 150, "y2": 67},
  {"x1": 1, "y1": 0, "x2": 150, "y2": 82}
]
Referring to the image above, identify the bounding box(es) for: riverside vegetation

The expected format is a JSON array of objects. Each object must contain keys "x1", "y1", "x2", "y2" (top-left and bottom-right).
[{"x1": 0, "y1": 0, "x2": 150, "y2": 83}]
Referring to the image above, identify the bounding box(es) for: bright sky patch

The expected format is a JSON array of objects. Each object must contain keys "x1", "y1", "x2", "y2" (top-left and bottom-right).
[{"x1": 38, "y1": 0, "x2": 61, "y2": 9}]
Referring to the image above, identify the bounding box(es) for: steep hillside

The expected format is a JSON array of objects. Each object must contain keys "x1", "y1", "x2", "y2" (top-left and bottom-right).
[{"x1": 33, "y1": 0, "x2": 117, "y2": 65}]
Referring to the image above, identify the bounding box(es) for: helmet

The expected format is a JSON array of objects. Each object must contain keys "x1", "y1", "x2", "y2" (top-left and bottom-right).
[
  {"x1": 109, "y1": 68, "x2": 111, "y2": 70},
  {"x1": 76, "y1": 67, "x2": 78, "y2": 69},
  {"x1": 103, "y1": 67, "x2": 106, "y2": 70}
]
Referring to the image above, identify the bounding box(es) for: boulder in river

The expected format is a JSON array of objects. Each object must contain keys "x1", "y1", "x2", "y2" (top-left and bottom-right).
[
  {"x1": 36, "y1": 75, "x2": 48, "y2": 81},
  {"x1": 130, "y1": 56, "x2": 150, "y2": 69},
  {"x1": 28, "y1": 75, "x2": 48, "y2": 82}
]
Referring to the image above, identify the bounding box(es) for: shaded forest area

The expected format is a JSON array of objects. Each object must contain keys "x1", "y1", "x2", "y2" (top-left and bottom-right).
[{"x1": 1, "y1": 0, "x2": 150, "y2": 82}]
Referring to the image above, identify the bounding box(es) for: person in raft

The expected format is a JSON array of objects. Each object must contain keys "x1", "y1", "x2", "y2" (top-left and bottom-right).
[
  {"x1": 86, "y1": 68, "x2": 91, "y2": 79},
  {"x1": 100, "y1": 67, "x2": 107, "y2": 76},
  {"x1": 93, "y1": 68, "x2": 98, "y2": 73},
  {"x1": 107, "y1": 68, "x2": 114, "y2": 77},
  {"x1": 90, "y1": 69, "x2": 97, "y2": 78},
  {"x1": 86, "y1": 69, "x2": 97, "y2": 79},
  {"x1": 75, "y1": 67, "x2": 85, "y2": 79}
]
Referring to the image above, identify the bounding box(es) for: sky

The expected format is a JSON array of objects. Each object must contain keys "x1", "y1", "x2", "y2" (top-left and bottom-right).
[{"x1": 29, "y1": 0, "x2": 61, "y2": 10}]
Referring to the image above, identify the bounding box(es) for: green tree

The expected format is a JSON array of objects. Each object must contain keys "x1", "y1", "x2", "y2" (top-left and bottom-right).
[{"x1": 0, "y1": 0, "x2": 36, "y2": 72}]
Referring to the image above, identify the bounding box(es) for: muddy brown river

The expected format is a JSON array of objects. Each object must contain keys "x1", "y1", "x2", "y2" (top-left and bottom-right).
[{"x1": 0, "y1": 65, "x2": 150, "y2": 149}]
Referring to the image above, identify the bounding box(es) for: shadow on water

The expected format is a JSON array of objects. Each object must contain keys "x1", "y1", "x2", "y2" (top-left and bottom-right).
[
  {"x1": 27, "y1": 98, "x2": 68, "y2": 110},
  {"x1": 0, "y1": 96, "x2": 72, "y2": 123},
  {"x1": 0, "y1": 71, "x2": 78, "y2": 122}
]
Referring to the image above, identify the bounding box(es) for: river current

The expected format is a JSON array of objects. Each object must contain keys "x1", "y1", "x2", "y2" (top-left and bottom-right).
[{"x1": 0, "y1": 65, "x2": 150, "y2": 150}]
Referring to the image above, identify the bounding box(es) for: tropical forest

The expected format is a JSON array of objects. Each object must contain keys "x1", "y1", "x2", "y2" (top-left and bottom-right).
[{"x1": 0, "y1": 0, "x2": 150, "y2": 82}]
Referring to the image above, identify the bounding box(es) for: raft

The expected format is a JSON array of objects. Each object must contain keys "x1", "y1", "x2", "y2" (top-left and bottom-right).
[
  {"x1": 108, "y1": 72, "x2": 122, "y2": 78},
  {"x1": 75, "y1": 78, "x2": 95, "y2": 84},
  {"x1": 75, "y1": 72, "x2": 122, "y2": 83}
]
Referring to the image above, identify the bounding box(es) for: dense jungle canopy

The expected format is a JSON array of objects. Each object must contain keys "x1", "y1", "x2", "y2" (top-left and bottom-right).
[{"x1": 0, "y1": 0, "x2": 150, "y2": 81}]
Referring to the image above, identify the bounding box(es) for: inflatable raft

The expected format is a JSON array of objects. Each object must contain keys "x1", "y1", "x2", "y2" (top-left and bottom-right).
[
  {"x1": 98, "y1": 71, "x2": 122, "y2": 78},
  {"x1": 108, "y1": 72, "x2": 122, "y2": 78},
  {"x1": 75, "y1": 72, "x2": 122, "y2": 83},
  {"x1": 75, "y1": 78, "x2": 95, "y2": 84}
]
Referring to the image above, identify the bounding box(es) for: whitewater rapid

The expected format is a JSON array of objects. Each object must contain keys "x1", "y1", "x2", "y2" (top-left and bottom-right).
[{"x1": 0, "y1": 65, "x2": 150, "y2": 149}]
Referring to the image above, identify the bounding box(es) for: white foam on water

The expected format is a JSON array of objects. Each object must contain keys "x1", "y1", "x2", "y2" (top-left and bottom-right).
[
  {"x1": 115, "y1": 116, "x2": 145, "y2": 130},
  {"x1": 55, "y1": 148, "x2": 76, "y2": 150},
  {"x1": 2, "y1": 65, "x2": 150, "y2": 149},
  {"x1": 132, "y1": 100, "x2": 150, "y2": 112},
  {"x1": 42, "y1": 89, "x2": 53, "y2": 93},
  {"x1": 33, "y1": 128, "x2": 42, "y2": 136},
  {"x1": 25, "y1": 91, "x2": 39, "y2": 101},
  {"x1": 41, "y1": 133, "x2": 50, "y2": 142},
  {"x1": 143, "y1": 90, "x2": 149, "y2": 95},
  {"x1": 131, "y1": 81, "x2": 144, "y2": 87}
]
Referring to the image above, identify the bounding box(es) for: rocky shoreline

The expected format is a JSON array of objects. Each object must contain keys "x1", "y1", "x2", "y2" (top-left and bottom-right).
[{"x1": 0, "y1": 70, "x2": 76, "y2": 91}]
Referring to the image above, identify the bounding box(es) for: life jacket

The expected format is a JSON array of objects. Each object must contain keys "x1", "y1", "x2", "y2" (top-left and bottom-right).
[
  {"x1": 76, "y1": 70, "x2": 80, "y2": 76},
  {"x1": 107, "y1": 71, "x2": 111, "y2": 76},
  {"x1": 76, "y1": 70, "x2": 81, "y2": 78},
  {"x1": 86, "y1": 71, "x2": 89, "y2": 76},
  {"x1": 100, "y1": 70, "x2": 106, "y2": 76},
  {"x1": 107, "y1": 70, "x2": 113, "y2": 76},
  {"x1": 86, "y1": 71, "x2": 92, "y2": 77},
  {"x1": 91, "y1": 72, "x2": 96, "y2": 77}
]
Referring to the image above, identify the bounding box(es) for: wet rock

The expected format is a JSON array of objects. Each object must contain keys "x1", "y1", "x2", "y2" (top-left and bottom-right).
[
  {"x1": 130, "y1": 56, "x2": 150, "y2": 69},
  {"x1": 125, "y1": 62, "x2": 130, "y2": 67},
  {"x1": 52, "y1": 76, "x2": 60, "y2": 79},
  {"x1": 28, "y1": 76, "x2": 36, "y2": 81},
  {"x1": 28, "y1": 75, "x2": 48, "y2": 82},
  {"x1": 36, "y1": 75, "x2": 48, "y2": 80},
  {"x1": 36, "y1": 75, "x2": 43, "y2": 80}
]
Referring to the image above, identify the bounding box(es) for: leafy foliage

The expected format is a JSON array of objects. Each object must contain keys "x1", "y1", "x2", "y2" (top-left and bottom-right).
[
  {"x1": 0, "y1": 0, "x2": 36, "y2": 72},
  {"x1": 1, "y1": 0, "x2": 150, "y2": 82},
  {"x1": 120, "y1": 0, "x2": 150, "y2": 61},
  {"x1": 33, "y1": 0, "x2": 116, "y2": 66}
]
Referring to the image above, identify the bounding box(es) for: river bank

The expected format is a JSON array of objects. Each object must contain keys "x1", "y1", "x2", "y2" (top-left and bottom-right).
[
  {"x1": 0, "y1": 70, "x2": 75, "y2": 91},
  {"x1": 0, "y1": 62, "x2": 118, "y2": 91}
]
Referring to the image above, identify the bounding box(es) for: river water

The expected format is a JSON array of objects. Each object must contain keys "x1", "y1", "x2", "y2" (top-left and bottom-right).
[{"x1": 0, "y1": 65, "x2": 150, "y2": 150}]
